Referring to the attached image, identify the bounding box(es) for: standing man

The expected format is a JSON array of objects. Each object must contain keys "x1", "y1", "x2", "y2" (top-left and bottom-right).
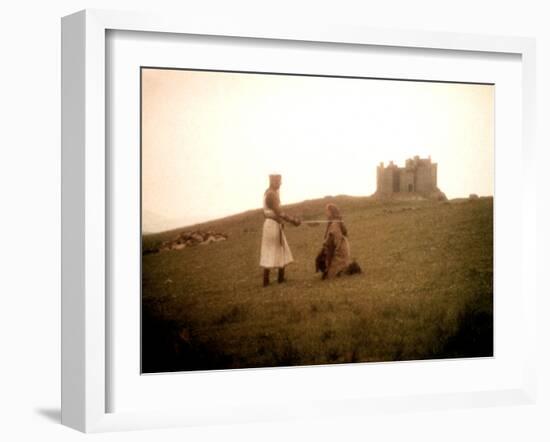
[{"x1": 260, "y1": 174, "x2": 301, "y2": 287}]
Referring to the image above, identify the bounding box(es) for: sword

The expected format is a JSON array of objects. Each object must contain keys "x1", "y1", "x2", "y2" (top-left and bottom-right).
[
  {"x1": 301, "y1": 220, "x2": 343, "y2": 223},
  {"x1": 301, "y1": 220, "x2": 344, "y2": 227}
]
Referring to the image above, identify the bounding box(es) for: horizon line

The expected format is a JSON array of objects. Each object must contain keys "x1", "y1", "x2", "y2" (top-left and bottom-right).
[{"x1": 142, "y1": 193, "x2": 494, "y2": 235}]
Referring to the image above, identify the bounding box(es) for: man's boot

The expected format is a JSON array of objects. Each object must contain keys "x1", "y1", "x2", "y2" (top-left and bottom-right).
[{"x1": 278, "y1": 267, "x2": 285, "y2": 284}]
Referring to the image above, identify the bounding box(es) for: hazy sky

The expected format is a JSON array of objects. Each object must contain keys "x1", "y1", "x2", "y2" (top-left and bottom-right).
[{"x1": 142, "y1": 68, "x2": 494, "y2": 232}]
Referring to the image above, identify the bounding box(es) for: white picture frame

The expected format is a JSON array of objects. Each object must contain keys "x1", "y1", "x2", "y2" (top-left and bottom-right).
[{"x1": 61, "y1": 9, "x2": 537, "y2": 433}]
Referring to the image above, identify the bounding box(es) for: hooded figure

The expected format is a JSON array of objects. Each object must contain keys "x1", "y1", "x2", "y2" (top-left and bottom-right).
[
  {"x1": 317, "y1": 203, "x2": 361, "y2": 279},
  {"x1": 260, "y1": 174, "x2": 301, "y2": 286}
]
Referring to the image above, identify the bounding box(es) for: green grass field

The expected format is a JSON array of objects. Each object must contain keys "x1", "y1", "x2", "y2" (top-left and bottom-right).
[{"x1": 141, "y1": 196, "x2": 493, "y2": 373}]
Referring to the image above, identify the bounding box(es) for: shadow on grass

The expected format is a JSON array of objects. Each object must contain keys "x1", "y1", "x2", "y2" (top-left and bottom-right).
[
  {"x1": 142, "y1": 291, "x2": 493, "y2": 373},
  {"x1": 433, "y1": 301, "x2": 493, "y2": 359},
  {"x1": 142, "y1": 304, "x2": 305, "y2": 372},
  {"x1": 142, "y1": 307, "x2": 234, "y2": 373}
]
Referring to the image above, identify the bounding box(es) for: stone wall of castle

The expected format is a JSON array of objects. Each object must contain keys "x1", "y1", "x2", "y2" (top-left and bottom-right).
[
  {"x1": 399, "y1": 169, "x2": 415, "y2": 193},
  {"x1": 377, "y1": 162, "x2": 395, "y2": 196},
  {"x1": 415, "y1": 161, "x2": 435, "y2": 193}
]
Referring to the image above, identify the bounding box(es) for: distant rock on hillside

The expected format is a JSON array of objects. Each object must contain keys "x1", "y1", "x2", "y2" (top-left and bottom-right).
[{"x1": 143, "y1": 230, "x2": 228, "y2": 255}]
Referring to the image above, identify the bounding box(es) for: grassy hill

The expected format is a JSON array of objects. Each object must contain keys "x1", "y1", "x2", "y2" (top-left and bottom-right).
[{"x1": 142, "y1": 195, "x2": 493, "y2": 373}]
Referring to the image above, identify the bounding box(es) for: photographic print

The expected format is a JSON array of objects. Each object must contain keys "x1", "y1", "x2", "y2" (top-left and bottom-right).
[{"x1": 141, "y1": 67, "x2": 494, "y2": 373}]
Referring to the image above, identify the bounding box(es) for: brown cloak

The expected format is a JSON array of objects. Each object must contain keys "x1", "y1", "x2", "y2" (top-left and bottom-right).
[{"x1": 322, "y1": 221, "x2": 352, "y2": 279}]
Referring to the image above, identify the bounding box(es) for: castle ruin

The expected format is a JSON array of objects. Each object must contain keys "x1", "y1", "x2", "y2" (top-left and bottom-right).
[{"x1": 375, "y1": 156, "x2": 446, "y2": 200}]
